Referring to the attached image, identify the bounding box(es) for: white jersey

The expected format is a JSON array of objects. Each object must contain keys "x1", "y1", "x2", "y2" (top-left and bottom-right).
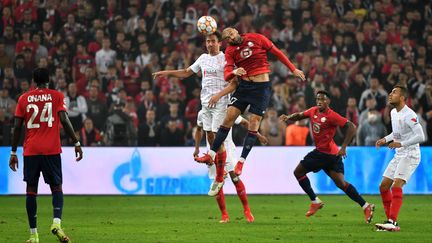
[
  {"x1": 189, "y1": 52, "x2": 229, "y2": 107},
  {"x1": 385, "y1": 105, "x2": 425, "y2": 155}
]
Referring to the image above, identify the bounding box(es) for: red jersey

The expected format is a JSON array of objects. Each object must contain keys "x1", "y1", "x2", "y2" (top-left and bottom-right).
[
  {"x1": 15, "y1": 88, "x2": 67, "y2": 156},
  {"x1": 224, "y1": 33, "x2": 273, "y2": 80},
  {"x1": 303, "y1": 106, "x2": 348, "y2": 155}
]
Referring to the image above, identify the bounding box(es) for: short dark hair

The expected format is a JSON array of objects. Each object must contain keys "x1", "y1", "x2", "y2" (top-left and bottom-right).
[
  {"x1": 33, "y1": 68, "x2": 50, "y2": 84},
  {"x1": 316, "y1": 90, "x2": 330, "y2": 98},
  {"x1": 394, "y1": 84, "x2": 408, "y2": 98},
  {"x1": 207, "y1": 31, "x2": 222, "y2": 41}
]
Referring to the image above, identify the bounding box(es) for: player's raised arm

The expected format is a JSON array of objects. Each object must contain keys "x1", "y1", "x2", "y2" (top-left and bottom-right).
[
  {"x1": 279, "y1": 112, "x2": 308, "y2": 122},
  {"x1": 9, "y1": 116, "x2": 24, "y2": 171},
  {"x1": 152, "y1": 68, "x2": 194, "y2": 79},
  {"x1": 59, "y1": 111, "x2": 83, "y2": 161}
]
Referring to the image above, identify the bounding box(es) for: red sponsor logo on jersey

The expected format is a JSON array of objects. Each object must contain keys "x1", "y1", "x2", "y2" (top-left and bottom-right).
[{"x1": 411, "y1": 117, "x2": 417, "y2": 123}]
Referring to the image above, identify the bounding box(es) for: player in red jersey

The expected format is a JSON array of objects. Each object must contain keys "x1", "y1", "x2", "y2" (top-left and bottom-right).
[
  {"x1": 280, "y1": 90, "x2": 375, "y2": 224},
  {"x1": 195, "y1": 27, "x2": 305, "y2": 195},
  {"x1": 9, "y1": 68, "x2": 83, "y2": 243}
]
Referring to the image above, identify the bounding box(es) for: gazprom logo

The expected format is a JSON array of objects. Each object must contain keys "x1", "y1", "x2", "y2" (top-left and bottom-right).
[
  {"x1": 113, "y1": 149, "x2": 143, "y2": 194},
  {"x1": 113, "y1": 148, "x2": 211, "y2": 195}
]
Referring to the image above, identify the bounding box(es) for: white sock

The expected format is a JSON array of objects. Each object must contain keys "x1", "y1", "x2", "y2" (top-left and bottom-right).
[
  {"x1": 53, "y1": 218, "x2": 61, "y2": 225},
  {"x1": 30, "y1": 228, "x2": 37, "y2": 234},
  {"x1": 209, "y1": 150, "x2": 216, "y2": 160},
  {"x1": 312, "y1": 197, "x2": 322, "y2": 204},
  {"x1": 238, "y1": 157, "x2": 245, "y2": 163},
  {"x1": 362, "y1": 202, "x2": 369, "y2": 210}
]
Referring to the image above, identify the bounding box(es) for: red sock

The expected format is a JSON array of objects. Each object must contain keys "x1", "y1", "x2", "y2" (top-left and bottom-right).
[
  {"x1": 380, "y1": 188, "x2": 392, "y2": 219},
  {"x1": 389, "y1": 187, "x2": 403, "y2": 222},
  {"x1": 215, "y1": 188, "x2": 227, "y2": 216},
  {"x1": 235, "y1": 179, "x2": 250, "y2": 211},
  {"x1": 215, "y1": 151, "x2": 226, "y2": 182}
]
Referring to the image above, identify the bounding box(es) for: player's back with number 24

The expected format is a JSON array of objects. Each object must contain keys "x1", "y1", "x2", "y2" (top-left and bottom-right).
[{"x1": 15, "y1": 88, "x2": 66, "y2": 156}]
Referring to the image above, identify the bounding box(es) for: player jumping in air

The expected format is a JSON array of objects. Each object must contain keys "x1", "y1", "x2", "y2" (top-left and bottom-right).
[
  {"x1": 153, "y1": 32, "x2": 265, "y2": 222},
  {"x1": 375, "y1": 85, "x2": 425, "y2": 231},
  {"x1": 280, "y1": 90, "x2": 375, "y2": 224},
  {"x1": 9, "y1": 68, "x2": 83, "y2": 243},
  {"x1": 195, "y1": 27, "x2": 306, "y2": 195}
]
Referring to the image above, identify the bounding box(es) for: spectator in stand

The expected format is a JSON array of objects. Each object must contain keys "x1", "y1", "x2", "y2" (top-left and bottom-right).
[
  {"x1": 285, "y1": 119, "x2": 310, "y2": 146},
  {"x1": 356, "y1": 109, "x2": 387, "y2": 146},
  {"x1": 65, "y1": 82, "x2": 88, "y2": 131},
  {"x1": 0, "y1": 108, "x2": 11, "y2": 145},
  {"x1": 160, "y1": 119, "x2": 185, "y2": 146},
  {"x1": 138, "y1": 109, "x2": 160, "y2": 146},
  {"x1": 80, "y1": 118, "x2": 102, "y2": 146},
  {"x1": 345, "y1": 97, "x2": 360, "y2": 127},
  {"x1": 260, "y1": 107, "x2": 286, "y2": 146},
  {"x1": 358, "y1": 77, "x2": 388, "y2": 112},
  {"x1": 95, "y1": 37, "x2": 116, "y2": 78},
  {"x1": 86, "y1": 85, "x2": 108, "y2": 131}
]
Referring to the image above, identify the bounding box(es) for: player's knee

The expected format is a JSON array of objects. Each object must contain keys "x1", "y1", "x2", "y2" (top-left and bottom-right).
[
  {"x1": 26, "y1": 184, "x2": 38, "y2": 194},
  {"x1": 50, "y1": 184, "x2": 63, "y2": 192},
  {"x1": 335, "y1": 180, "x2": 346, "y2": 189}
]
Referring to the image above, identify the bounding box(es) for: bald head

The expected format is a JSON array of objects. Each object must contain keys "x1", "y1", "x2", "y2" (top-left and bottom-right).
[{"x1": 222, "y1": 27, "x2": 242, "y2": 45}]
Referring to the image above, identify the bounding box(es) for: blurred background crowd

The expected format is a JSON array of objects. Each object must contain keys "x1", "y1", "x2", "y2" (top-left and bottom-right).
[{"x1": 0, "y1": 0, "x2": 431, "y2": 147}]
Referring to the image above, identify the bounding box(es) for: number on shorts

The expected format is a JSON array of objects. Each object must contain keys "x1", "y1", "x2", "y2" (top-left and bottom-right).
[
  {"x1": 229, "y1": 97, "x2": 238, "y2": 105},
  {"x1": 26, "y1": 102, "x2": 54, "y2": 129}
]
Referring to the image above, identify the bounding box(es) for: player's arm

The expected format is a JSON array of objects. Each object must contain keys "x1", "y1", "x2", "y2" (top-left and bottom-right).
[
  {"x1": 259, "y1": 34, "x2": 305, "y2": 81},
  {"x1": 376, "y1": 133, "x2": 393, "y2": 148},
  {"x1": 237, "y1": 116, "x2": 268, "y2": 145},
  {"x1": 389, "y1": 117, "x2": 425, "y2": 149},
  {"x1": 279, "y1": 112, "x2": 308, "y2": 122},
  {"x1": 193, "y1": 125, "x2": 203, "y2": 157},
  {"x1": 341, "y1": 121, "x2": 356, "y2": 149},
  {"x1": 9, "y1": 117, "x2": 24, "y2": 171},
  {"x1": 208, "y1": 79, "x2": 239, "y2": 108},
  {"x1": 59, "y1": 111, "x2": 83, "y2": 161},
  {"x1": 152, "y1": 68, "x2": 194, "y2": 79},
  {"x1": 223, "y1": 50, "x2": 246, "y2": 80}
]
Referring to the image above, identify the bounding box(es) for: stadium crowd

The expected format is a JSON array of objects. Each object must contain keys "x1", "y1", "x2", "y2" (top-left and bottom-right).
[{"x1": 0, "y1": 0, "x2": 431, "y2": 147}]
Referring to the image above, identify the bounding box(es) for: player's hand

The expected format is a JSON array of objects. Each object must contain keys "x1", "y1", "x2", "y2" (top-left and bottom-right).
[
  {"x1": 388, "y1": 142, "x2": 402, "y2": 149},
  {"x1": 257, "y1": 132, "x2": 268, "y2": 145},
  {"x1": 279, "y1": 114, "x2": 292, "y2": 122},
  {"x1": 9, "y1": 155, "x2": 18, "y2": 172},
  {"x1": 232, "y1": 68, "x2": 246, "y2": 76},
  {"x1": 337, "y1": 147, "x2": 347, "y2": 159},
  {"x1": 293, "y1": 69, "x2": 306, "y2": 81},
  {"x1": 208, "y1": 94, "x2": 221, "y2": 108},
  {"x1": 75, "y1": 145, "x2": 83, "y2": 161},
  {"x1": 375, "y1": 138, "x2": 386, "y2": 149},
  {"x1": 152, "y1": 71, "x2": 165, "y2": 80},
  {"x1": 193, "y1": 148, "x2": 199, "y2": 158}
]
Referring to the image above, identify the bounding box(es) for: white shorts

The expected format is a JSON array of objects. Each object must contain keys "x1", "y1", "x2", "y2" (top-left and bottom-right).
[
  {"x1": 200, "y1": 105, "x2": 226, "y2": 132},
  {"x1": 383, "y1": 150, "x2": 420, "y2": 182}
]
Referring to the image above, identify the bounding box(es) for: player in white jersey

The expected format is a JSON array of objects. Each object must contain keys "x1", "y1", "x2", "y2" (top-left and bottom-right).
[
  {"x1": 375, "y1": 85, "x2": 425, "y2": 232},
  {"x1": 153, "y1": 32, "x2": 263, "y2": 223}
]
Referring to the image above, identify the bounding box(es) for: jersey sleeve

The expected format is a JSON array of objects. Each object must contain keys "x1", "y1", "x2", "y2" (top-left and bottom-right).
[
  {"x1": 302, "y1": 107, "x2": 315, "y2": 118},
  {"x1": 256, "y1": 33, "x2": 274, "y2": 51},
  {"x1": 15, "y1": 96, "x2": 26, "y2": 118},
  {"x1": 189, "y1": 55, "x2": 203, "y2": 74},
  {"x1": 329, "y1": 111, "x2": 348, "y2": 127}
]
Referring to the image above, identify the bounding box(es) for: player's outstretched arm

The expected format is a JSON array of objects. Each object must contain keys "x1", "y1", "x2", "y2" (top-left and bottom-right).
[
  {"x1": 9, "y1": 117, "x2": 24, "y2": 171},
  {"x1": 59, "y1": 111, "x2": 83, "y2": 161},
  {"x1": 208, "y1": 79, "x2": 239, "y2": 108},
  {"x1": 279, "y1": 112, "x2": 307, "y2": 122},
  {"x1": 337, "y1": 121, "x2": 356, "y2": 158},
  {"x1": 152, "y1": 68, "x2": 194, "y2": 79},
  {"x1": 269, "y1": 46, "x2": 305, "y2": 81}
]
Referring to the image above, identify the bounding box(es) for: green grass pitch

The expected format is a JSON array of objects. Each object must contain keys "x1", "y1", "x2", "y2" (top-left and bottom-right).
[{"x1": 0, "y1": 195, "x2": 431, "y2": 242}]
